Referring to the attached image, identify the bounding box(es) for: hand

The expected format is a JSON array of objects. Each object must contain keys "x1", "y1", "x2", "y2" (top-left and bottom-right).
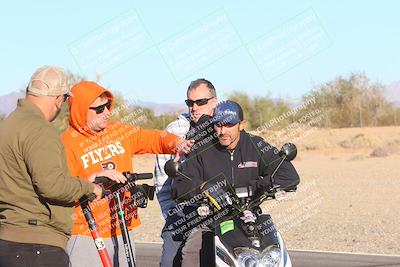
[
  {"x1": 175, "y1": 139, "x2": 195, "y2": 157},
  {"x1": 173, "y1": 153, "x2": 180, "y2": 162},
  {"x1": 88, "y1": 170, "x2": 127, "y2": 184},
  {"x1": 256, "y1": 175, "x2": 272, "y2": 189},
  {"x1": 92, "y1": 184, "x2": 104, "y2": 201}
]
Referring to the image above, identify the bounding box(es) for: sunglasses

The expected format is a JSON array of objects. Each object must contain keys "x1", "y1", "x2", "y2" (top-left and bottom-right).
[
  {"x1": 185, "y1": 97, "x2": 214, "y2": 107},
  {"x1": 89, "y1": 101, "x2": 111, "y2": 114},
  {"x1": 63, "y1": 94, "x2": 70, "y2": 102},
  {"x1": 57, "y1": 94, "x2": 70, "y2": 103}
]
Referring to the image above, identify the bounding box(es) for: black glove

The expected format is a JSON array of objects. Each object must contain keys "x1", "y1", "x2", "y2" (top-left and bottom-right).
[
  {"x1": 186, "y1": 114, "x2": 214, "y2": 141},
  {"x1": 256, "y1": 175, "x2": 273, "y2": 189},
  {"x1": 247, "y1": 175, "x2": 273, "y2": 197}
]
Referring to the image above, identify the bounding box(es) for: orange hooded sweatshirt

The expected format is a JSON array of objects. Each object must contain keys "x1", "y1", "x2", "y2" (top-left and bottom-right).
[{"x1": 60, "y1": 81, "x2": 180, "y2": 238}]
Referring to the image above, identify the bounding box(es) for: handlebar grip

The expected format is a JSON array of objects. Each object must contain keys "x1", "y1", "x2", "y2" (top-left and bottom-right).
[
  {"x1": 94, "y1": 176, "x2": 111, "y2": 184},
  {"x1": 126, "y1": 173, "x2": 153, "y2": 181},
  {"x1": 95, "y1": 173, "x2": 153, "y2": 184}
]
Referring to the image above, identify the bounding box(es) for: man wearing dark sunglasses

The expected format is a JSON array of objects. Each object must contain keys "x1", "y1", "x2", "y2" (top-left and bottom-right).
[
  {"x1": 61, "y1": 81, "x2": 193, "y2": 267},
  {"x1": 172, "y1": 101, "x2": 300, "y2": 267},
  {"x1": 86, "y1": 95, "x2": 113, "y2": 132},
  {"x1": 155, "y1": 78, "x2": 219, "y2": 267},
  {"x1": 185, "y1": 80, "x2": 217, "y2": 123}
]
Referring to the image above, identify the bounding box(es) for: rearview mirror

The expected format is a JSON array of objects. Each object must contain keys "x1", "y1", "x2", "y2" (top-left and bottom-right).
[
  {"x1": 164, "y1": 159, "x2": 180, "y2": 177},
  {"x1": 279, "y1": 143, "x2": 297, "y2": 161}
]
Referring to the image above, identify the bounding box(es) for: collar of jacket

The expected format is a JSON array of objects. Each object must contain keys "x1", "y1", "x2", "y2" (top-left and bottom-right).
[
  {"x1": 215, "y1": 130, "x2": 247, "y2": 163},
  {"x1": 180, "y1": 113, "x2": 190, "y2": 121},
  {"x1": 17, "y1": 98, "x2": 46, "y2": 120}
]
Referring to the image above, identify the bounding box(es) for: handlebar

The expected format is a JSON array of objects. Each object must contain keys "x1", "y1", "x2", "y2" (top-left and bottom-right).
[
  {"x1": 82, "y1": 172, "x2": 155, "y2": 203},
  {"x1": 94, "y1": 172, "x2": 153, "y2": 185},
  {"x1": 124, "y1": 172, "x2": 153, "y2": 181}
]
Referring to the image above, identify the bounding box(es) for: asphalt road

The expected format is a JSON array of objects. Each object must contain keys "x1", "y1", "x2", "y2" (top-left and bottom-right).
[{"x1": 136, "y1": 242, "x2": 400, "y2": 267}]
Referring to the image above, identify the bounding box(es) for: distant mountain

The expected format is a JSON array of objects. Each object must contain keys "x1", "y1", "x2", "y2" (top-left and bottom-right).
[
  {"x1": 135, "y1": 101, "x2": 186, "y2": 116},
  {"x1": 385, "y1": 81, "x2": 400, "y2": 107},
  {"x1": 0, "y1": 92, "x2": 24, "y2": 116},
  {"x1": 1, "y1": 83, "x2": 398, "y2": 117},
  {"x1": 0, "y1": 92, "x2": 186, "y2": 116}
]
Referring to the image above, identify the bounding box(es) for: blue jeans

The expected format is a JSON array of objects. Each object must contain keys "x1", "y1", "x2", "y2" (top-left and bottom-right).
[{"x1": 157, "y1": 180, "x2": 184, "y2": 267}]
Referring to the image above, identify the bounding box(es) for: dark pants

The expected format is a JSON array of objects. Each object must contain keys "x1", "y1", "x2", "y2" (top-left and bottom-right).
[
  {"x1": 160, "y1": 228, "x2": 183, "y2": 267},
  {"x1": 180, "y1": 227, "x2": 214, "y2": 267},
  {"x1": 159, "y1": 202, "x2": 185, "y2": 267},
  {"x1": 0, "y1": 239, "x2": 69, "y2": 267},
  {"x1": 157, "y1": 185, "x2": 185, "y2": 267}
]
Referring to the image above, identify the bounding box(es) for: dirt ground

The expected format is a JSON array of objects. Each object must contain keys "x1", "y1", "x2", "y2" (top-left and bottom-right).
[{"x1": 131, "y1": 126, "x2": 400, "y2": 255}]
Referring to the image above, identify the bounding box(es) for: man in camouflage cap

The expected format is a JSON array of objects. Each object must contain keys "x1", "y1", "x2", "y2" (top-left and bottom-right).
[
  {"x1": 0, "y1": 66, "x2": 124, "y2": 267},
  {"x1": 25, "y1": 65, "x2": 73, "y2": 120}
]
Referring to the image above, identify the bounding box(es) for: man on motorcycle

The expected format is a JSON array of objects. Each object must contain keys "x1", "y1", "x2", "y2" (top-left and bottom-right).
[{"x1": 171, "y1": 100, "x2": 300, "y2": 267}]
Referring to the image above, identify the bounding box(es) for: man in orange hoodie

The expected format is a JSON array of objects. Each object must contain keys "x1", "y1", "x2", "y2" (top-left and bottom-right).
[{"x1": 61, "y1": 81, "x2": 193, "y2": 267}]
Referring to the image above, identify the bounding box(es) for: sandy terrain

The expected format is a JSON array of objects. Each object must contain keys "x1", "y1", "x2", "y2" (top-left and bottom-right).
[{"x1": 131, "y1": 126, "x2": 400, "y2": 255}]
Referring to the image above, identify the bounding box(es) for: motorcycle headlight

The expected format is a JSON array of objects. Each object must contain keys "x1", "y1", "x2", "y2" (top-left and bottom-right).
[
  {"x1": 235, "y1": 248, "x2": 259, "y2": 267},
  {"x1": 234, "y1": 247, "x2": 281, "y2": 267},
  {"x1": 260, "y1": 247, "x2": 281, "y2": 267}
]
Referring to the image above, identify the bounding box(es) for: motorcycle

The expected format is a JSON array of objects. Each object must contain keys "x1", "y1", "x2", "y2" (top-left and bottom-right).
[{"x1": 164, "y1": 143, "x2": 297, "y2": 267}]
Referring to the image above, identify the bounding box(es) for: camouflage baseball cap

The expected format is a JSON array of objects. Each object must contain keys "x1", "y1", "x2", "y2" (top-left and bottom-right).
[{"x1": 27, "y1": 65, "x2": 72, "y2": 97}]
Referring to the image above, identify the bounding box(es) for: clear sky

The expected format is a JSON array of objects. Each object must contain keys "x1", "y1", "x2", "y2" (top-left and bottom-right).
[{"x1": 1, "y1": 0, "x2": 399, "y2": 103}]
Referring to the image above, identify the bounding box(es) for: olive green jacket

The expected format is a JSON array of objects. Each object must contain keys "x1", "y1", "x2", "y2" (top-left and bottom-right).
[{"x1": 0, "y1": 99, "x2": 94, "y2": 249}]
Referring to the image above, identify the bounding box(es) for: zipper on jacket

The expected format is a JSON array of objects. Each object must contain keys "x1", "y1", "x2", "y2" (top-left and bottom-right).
[{"x1": 230, "y1": 150, "x2": 235, "y2": 187}]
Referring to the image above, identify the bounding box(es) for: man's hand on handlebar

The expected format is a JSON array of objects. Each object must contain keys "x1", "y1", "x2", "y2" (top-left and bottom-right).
[
  {"x1": 86, "y1": 170, "x2": 127, "y2": 201},
  {"x1": 88, "y1": 170, "x2": 127, "y2": 184},
  {"x1": 92, "y1": 184, "x2": 104, "y2": 201}
]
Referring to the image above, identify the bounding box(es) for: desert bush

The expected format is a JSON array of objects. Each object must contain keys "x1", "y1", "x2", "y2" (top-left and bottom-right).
[
  {"x1": 339, "y1": 134, "x2": 381, "y2": 149},
  {"x1": 298, "y1": 73, "x2": 399, "y2": 128},
  {"x1": 227, "y1": 91, "x2": 292, "y2": 130},
  {"x1": 370, "y1": 147, "x2": 390, "y2": 157}
]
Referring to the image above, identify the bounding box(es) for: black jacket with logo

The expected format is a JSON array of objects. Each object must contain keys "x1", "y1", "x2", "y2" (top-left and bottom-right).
[{"x1": 172, "y1": 130, "x2": 300, "y2": 201}]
